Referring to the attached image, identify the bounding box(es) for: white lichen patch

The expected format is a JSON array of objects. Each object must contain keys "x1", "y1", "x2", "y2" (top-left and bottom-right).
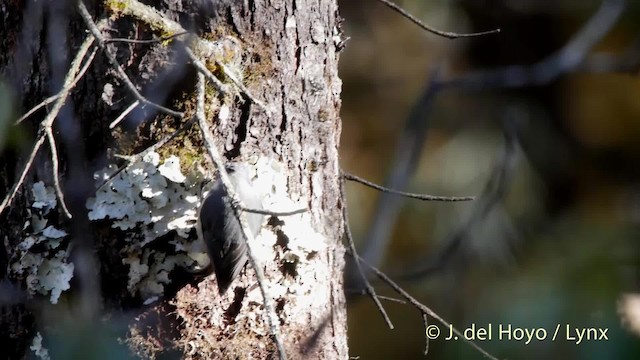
[
  {"x1": 11, "y1": 182, "x2": 74, "y2": 304},
  {"x1": 30, "y1": 332, "x2": 50, "y2": 360},
  {"x1": 13, "y1": 246, "x2": 75, "y2": 305},
  {"x1": 87, "y1": 152, "x2": 202, "y2": 245},
  {"x1": 31, "y1": 181, "x2": 57, "y2": 214},
  {"x1": 122, "y1": 254, "x2": 150, "y2": 295},
  {"x1": 158, "y1": 155, "x2": 187, "y2": 183},
  {"x1": 137, "y1": 252, "x2": 194, "y2": 299},
  {"x1": 123, "y1": 249, "x2": 195, "y2": 299},
  {"x1": 28, "y1": 253, "x2": 74, "y2": 304},
  {"x1": 86, "y1": 152, "x2": 207, "y2": 301},
  {"x1": 238, "y1": 158, "x2": 329, "y2": 325}
]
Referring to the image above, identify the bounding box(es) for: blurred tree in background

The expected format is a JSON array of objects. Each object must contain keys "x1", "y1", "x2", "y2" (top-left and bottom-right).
[{"x1": 340, "y1": 0, "x2": 640, "y2": 359}]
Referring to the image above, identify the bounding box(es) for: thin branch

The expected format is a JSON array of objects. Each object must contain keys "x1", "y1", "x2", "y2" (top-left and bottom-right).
[
  {"x1": 195, "y1": 73, "x2": 286, "y2": 360},
  {"x1": 76, "y1": 1, "x2": 184, "y2": 119},
  {"x1": 39, "y1": 33, "x2": 101, "y2": 220},
  {"x1": 374, "y1": 0, "x2": 500, "y2": 39},
  {"x1": 377, "y1": 295, "x2": 406, "y2": 304},
  {"x1": 241, "y1": 206, "x2": 307, "y2": 217},
  {"x1": 422, "y1": 313, "x2": 430, "y2": 356},
  {"x1": 45, "y1": 128, "x2": 72, "y2": 219},
  {"x1": 341, "y1": 177, "x2": 394, "y2": 330},
  {"x1": 343, "y1": 172, "x2": 474, "y2": 202},
  {"x1": 185, "y1": 47, "x2": 227, "y2": 96},
  {"x1": 109, "y1": 100, "x2": 139, "y2": 129},
  {"x1": 105, "y1": 31, "x2": 189, "y2": 44},
  {"x1": 0, "y1": 135, "x2": 46, "y2": 217},
  {"x1": 15, "y1": 95, "x2": 58, "y2": 125},
  {"x1": 346, "y1": 288, "x2": 407, "y2": 304},
  {"x1": 356, "y1": 254, "x2": 499, "y2": 360}
]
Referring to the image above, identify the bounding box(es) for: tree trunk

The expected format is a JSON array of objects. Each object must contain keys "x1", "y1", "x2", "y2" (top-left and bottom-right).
[{"x1": 0, "y1": 1, "x2": 347, "y2": 359}]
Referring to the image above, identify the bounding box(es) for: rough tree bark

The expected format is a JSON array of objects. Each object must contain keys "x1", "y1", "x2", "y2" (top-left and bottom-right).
[{"x1": 0, "y1": 0, "x2": 347, "y2": 359}]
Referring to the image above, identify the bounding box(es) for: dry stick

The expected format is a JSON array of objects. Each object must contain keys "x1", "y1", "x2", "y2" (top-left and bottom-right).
[
  {"x1": 341, "y1": 177, "x2": 394, "y2": 330},
  {"x1": 356, "y1": 254, "x2": 499, "y2": 360},
  {"x1": 242, "y1": 206, "x2": 307, "y2": 217},
  {"x1": 76, "y1": 1, "x2": 183, "y2": 119},
  {"x1": 0, "y1": 135, "x2": 46, "y2": 217},
  {"x1": 377, "y1": 295, "x2": 406, "y2": 304},
  {"x1": 15, "y1": 95, "x2": 58, "y2": 125},
  {"x1": 422, "y1": 313, "x2": 430, "y2": 356},
  {"x1": 195, "y1": 72, "x2": 287, "y2": 360},
  {"x1": 185, "y1": 48, "x2": 227, "y2": 96},
  {"x1": 45, "y1": 34, "x2": 103, "y2": 219},
  {"x1": 105, "y1": 31, "x2": 189, "y2": 44},
  {"x1": 346, "y1": 288, "x2": 406, "y2": 304},
  {"x1": 109, "y1": 100, "x2": 140, "y2": 129},
  {"x1": 15, "y1": 46, "x2": 98, "y2": 125},
  {"x1": 45, "y1": 128, "x2": 72, "y2": 218},
  {"x1": 43, "y1": 38, "x2": 101, "y2": 219},
  {"x1": 343, "y1": 172, "x2": 475, "y2": 202},
  {"x1": 0, "y1": 31, "x2": 100, "y2": 218},
  {"x1": 374, "y1": 0, "x2": 500, "y2": 39}
]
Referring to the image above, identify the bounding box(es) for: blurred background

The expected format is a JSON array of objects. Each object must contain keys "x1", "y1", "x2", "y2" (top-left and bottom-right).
[{"x1": 338, "y1": 0, "x2": 640, "y2": 358}]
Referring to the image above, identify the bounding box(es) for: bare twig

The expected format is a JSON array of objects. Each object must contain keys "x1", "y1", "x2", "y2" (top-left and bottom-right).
[
  {"x1": 105, "y1": 31, "x2": 189, "y2": 44},
  {"x1": 356, "y1": 254, "x2": 499, "y2": 360},
  {"x1": 241, "y1": 206, "x2": 308, "y2": 217},
  {"x1": 45, "y1": 128, "x2": 72, "y2": 219},
  {"x1": 422, "y1": 313, "x2": 430, "y2": 356},
  {"x1": 377, "y1": 295, "x2": 405, "y2": 304},
  {"x1": 185, "y1": 47, "x2": 227, "y2": 96},
  {"x1": 76, "y1": 1, "x2": 184, "y2": 119},
  {"x1": 0, "y1": 135, "x2": 46, "y2": 217},
  {"x1": 109, "y1": 100, "x2": 140, "y2": 129},
  {"x1": 341, "y1": 177, "x2": 394, "y2": 330},
  {"x1": 195, "y1": 72, "x2": 287, "y2": 360},
  {"x1": 343, "y1": 172, "x2": 475, "y2": 202},
  {"x1": 346, "y1": 289, "x2": 406, "y2": 304},
  {"x1": 374, "y1": 0, "x2": 500, "y2": 39},
  {"x1": 15, "y1": 95, "x2": 58, "y2": 125}
]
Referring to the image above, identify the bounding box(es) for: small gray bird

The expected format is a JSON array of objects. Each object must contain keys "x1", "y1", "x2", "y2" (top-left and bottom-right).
[{"x1": 197, "y1": 163, "x2": 264, "y2": 295}]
